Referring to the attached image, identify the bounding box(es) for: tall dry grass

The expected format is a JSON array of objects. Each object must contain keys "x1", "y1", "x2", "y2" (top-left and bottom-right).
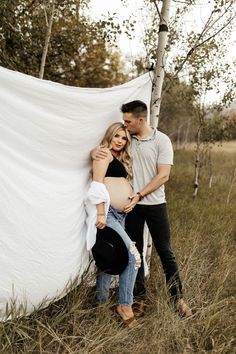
[{"x1": 0, "y1": 146, "x2": 235, "y2": 354}]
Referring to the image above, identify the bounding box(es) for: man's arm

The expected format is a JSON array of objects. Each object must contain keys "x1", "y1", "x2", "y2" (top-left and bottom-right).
[
  {"x1": 124, "y1": 164, "x2": 171, "y2": 212},
  {"x1": 91, "y1": 145, "x2": 109, "y2": 160},
  {"x1": 138, "y1": 164, "x2": 171, "y2": 197}
]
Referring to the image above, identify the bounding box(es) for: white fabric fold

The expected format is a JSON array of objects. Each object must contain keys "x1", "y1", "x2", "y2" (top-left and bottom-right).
[{"x1": 84, "y1": 181, "x2": 110, "y2": 250}]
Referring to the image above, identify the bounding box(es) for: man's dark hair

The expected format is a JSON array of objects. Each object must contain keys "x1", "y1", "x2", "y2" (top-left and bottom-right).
[{"x1": 121, "y1": 100, "x2": 147, "y2": 118}]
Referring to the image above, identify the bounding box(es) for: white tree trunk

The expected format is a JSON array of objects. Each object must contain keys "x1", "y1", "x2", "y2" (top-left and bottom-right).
[
  {"x1": 150, "y1": 0, "x2": 172, "y2": 128},
  {"x1": 146, "y1": 0, "x2": 172, "y2": 271},
  {"x1": 39, "y1": 0, "x2": 55, "y2": 79}
]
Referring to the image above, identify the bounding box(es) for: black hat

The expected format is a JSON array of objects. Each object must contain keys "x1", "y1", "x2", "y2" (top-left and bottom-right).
[{"x1": 92, "y1": 226, "x2": 129, "y2": 275}]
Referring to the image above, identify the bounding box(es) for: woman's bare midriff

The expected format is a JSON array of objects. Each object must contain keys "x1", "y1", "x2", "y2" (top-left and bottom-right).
[{"x1": 104, "y1": 177, "x2": 133, "y2": 211}]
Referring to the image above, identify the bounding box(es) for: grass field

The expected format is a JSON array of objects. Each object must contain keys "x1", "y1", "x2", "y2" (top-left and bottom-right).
[
  {"x1": 0, "y1": 145, "x2": 235, "y2": 354},
  {"x1": 181, "y1": 140, "x2": 236, "y2": 154}
]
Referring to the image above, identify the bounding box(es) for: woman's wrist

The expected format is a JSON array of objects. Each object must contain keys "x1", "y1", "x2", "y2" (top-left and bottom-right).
[{"x1": 97, "y1": 212, "x2": 105, "y2": 216}]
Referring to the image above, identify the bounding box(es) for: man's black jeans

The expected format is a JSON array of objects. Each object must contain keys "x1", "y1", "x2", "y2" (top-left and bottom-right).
[{"x1": 125, "y1": 203, "x2": 183, "y2": 303}]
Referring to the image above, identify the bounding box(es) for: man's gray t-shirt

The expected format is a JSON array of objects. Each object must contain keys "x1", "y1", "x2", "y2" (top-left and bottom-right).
[{"x1": 131, "y1": 129, "x2": 173, "y2": 205}]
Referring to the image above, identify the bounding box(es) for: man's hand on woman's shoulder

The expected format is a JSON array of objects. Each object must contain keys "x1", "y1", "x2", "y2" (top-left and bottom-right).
[{"x1": 91, "y1": 144, "x2": 110, "y2": 161}]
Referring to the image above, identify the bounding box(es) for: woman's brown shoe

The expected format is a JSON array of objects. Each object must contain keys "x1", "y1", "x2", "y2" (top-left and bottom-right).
[{"x1": 117, "y1": 305, "x2": 140, "y2": 328}]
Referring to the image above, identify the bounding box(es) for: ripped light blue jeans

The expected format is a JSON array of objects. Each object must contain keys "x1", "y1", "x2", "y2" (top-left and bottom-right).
[{"x1": 96, "y1": 206, "x2": 138, "y2": 306}]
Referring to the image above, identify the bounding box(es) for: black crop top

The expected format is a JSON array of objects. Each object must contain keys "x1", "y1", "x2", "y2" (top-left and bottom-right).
[{"x1": 105, "y1": 156, "x2": 128, "y2": 178}]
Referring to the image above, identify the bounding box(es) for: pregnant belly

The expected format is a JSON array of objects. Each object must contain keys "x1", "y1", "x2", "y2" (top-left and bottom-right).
[{"x1": 104, "y1": 177, "x2": 133, "y2": 211}]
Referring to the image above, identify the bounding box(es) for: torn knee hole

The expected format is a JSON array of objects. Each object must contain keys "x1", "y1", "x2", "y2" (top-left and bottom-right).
[{"x1": 130, "y1": 242, "x2": 141, "y2": 268}]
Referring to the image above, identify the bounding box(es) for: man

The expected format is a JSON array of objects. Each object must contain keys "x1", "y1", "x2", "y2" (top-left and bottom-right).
[{"x1": 94, "y1": 100, "x2": 192, "y2": 317}]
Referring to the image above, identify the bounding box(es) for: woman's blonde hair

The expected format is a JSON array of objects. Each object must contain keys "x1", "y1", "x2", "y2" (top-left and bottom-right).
[{"x1": 100, "y1": 122, "x2": 132, "y2": 180}]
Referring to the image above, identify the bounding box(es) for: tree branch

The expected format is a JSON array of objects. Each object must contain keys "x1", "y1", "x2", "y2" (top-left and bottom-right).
[
  {"x1": 174, "y1": 10, "x2": 236, "y2": 79},
  {"x1": 152, "y1": 0, "x2": 162, "y2": 20},
  {"x1": 39, "y1": 0, "x2": 55, "y2": 79}
]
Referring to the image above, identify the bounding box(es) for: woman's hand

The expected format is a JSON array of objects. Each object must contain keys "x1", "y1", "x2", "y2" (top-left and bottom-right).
[
  {"x1": 124, "y1": 194, "x2": 140, "y2": 213},
  {"x1": 96, "y1": 214, "x2": 106, "y2": 229}
]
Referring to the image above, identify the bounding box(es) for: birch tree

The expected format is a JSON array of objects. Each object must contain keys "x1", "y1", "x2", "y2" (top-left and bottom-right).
[
  {"x1": 187, "y1": 43, "x2": 235, "y2": 197},
  {"x1": 150, "y1": 0, "x2": 172, "y2": 128},
  {"x1": 143, "y1": 0, "x2": 172, "y2": 268}
]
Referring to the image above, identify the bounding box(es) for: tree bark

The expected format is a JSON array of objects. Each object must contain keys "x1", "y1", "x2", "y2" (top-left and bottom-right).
[
  {"x1": 150, "y1": 0, "x2": 172, "y2": 128},
  {"x1": 39, "y1": 0, "x2": 55, "y2": 79}
]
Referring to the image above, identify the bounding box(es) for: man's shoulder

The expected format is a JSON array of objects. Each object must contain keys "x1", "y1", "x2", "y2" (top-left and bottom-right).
[
  {"x1": 155, "y1": 130, "x2": 174, "y2": 164},
  {"x1": 155, "y1": 130, "x2": 172, "y2": 145}
]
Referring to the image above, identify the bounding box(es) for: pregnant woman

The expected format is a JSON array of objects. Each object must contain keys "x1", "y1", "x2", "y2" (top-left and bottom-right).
[{"x1": 88, "y1": 122, "x2": 141, "y2": 327}]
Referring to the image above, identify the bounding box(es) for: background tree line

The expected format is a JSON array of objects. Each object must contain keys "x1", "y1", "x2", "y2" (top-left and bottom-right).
[{"x1": 0, "y1": 0, "x2": 127, "y2": 87}]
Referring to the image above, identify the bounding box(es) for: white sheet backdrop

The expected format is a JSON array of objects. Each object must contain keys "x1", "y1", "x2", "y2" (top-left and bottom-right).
[{"x1": 0, "y1": 66, "x2": 152, "y2": 320}]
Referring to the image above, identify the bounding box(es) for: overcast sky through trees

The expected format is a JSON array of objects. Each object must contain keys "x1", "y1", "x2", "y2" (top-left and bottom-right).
[{"x1": 89, "y1": 0, "x2": 236, "y2": 104}]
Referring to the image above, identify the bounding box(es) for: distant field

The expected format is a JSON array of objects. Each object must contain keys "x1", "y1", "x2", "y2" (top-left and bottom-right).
[
  {"x1": 0, "y1": 148, "x2": 235, "y2": 354},
  {"x1": 210, "y1": 140, "x2": 236, "y2": 153},
  {"x1": 182, "y1": 140, "x2": 236, "y2": 153}
]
